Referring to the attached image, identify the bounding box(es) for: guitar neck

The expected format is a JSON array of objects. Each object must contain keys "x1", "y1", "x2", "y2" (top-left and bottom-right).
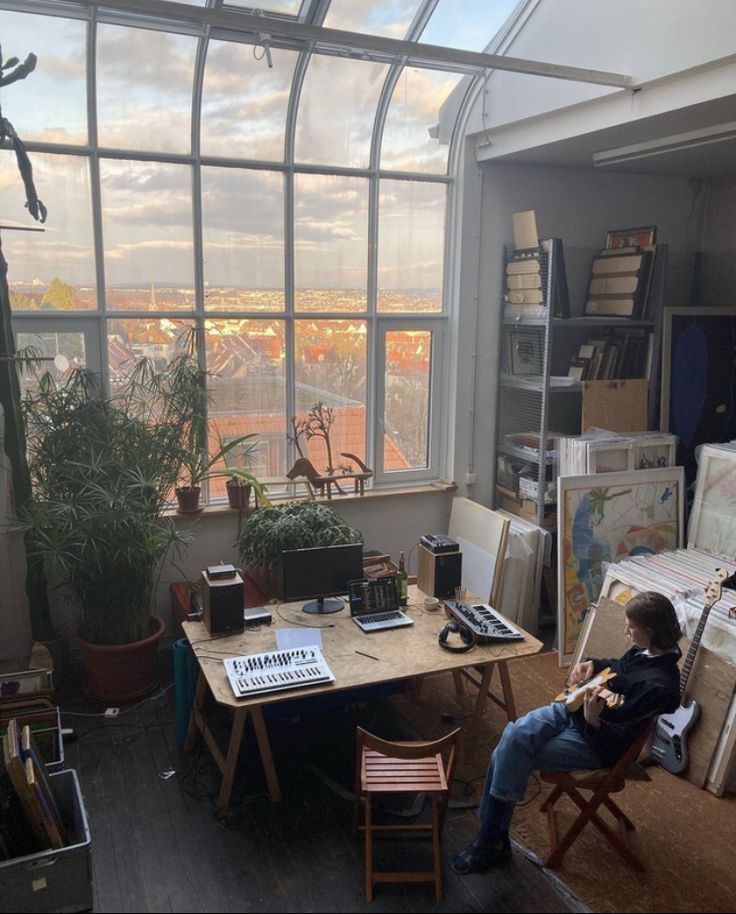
[{"x1": 679, "y1": 605, "x2": 712, "y2": 693}]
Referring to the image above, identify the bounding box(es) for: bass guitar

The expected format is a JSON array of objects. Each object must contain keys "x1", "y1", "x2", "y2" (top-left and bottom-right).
[{"x1": 650, "y1": 568, "x2": 728, "y2": 774}]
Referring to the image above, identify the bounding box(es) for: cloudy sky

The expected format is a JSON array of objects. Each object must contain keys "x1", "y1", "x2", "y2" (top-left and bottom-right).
[{"x1": 0, "y1": 0, "x2": 516, "y2": 295}]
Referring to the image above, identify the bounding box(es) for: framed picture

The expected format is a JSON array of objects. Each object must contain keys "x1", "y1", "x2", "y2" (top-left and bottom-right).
[
  {"x1": 605, "y1": 226, "x2": 657, "y2": 249},
  {"x1": 508, "y1": 327, "x2": 544, "y2": 376},
  {"x1": 687, "y1": 444, "x2": 736, "y2": 556},
  {"x1": 557, "y1": 466, "x2": 684, "y2": 664},
  {"x1": 660, "y1": 306, "x2": 736, "y2": 485}
]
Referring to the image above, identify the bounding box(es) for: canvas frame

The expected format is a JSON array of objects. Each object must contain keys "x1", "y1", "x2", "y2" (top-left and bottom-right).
[
  {"x1": 557, "y1": 466, "x2": 684, "y2": 665},
  {"x1": 687, "y1": 444, "x2": 736, "y2": 556},
  {"x1": 660, "y1": 305, "x2": 736, "y2": 436}
]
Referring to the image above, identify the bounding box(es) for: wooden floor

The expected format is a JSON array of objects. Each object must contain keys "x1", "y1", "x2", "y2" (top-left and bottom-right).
[{"x1": 59, "y1": 652, "x2": 575, "y2": 914}]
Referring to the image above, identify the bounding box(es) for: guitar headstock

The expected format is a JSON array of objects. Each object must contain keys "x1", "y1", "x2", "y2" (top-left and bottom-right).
[{"x1": 704, "y1": 568, "x2": 728, "y2": 609}]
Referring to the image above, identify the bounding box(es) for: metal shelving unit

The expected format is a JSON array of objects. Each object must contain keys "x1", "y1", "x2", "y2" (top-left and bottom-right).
[{"x1": 494, "y1": 242, "x2": 667, "y2": 527}]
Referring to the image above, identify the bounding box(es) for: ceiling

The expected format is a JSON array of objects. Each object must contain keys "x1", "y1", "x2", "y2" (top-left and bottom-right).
[{"x1": 485, "y1": 95, "x2": 736, "y2": 179}]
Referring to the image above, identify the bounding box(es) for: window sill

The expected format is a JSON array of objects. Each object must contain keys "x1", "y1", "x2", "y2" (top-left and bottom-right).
[{"x1": 167, "y1": 479, "x2": 457, "y2": 520}]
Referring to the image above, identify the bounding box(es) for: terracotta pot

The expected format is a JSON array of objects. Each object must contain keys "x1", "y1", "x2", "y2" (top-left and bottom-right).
[
  {"x1": 176, "y1": 485, "x2": 201, "y2": 513},
  {"x1": 79, "y1": 616, "x2": 165, "y2": 704},
  {"x1": 226, "y1": 479, "x2": 252, "y2": 509}
]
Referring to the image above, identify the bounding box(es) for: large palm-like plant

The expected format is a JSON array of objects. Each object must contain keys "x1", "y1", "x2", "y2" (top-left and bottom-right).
[{"x1": 20, "y1": 356, "x2": 201, "y2": 645}]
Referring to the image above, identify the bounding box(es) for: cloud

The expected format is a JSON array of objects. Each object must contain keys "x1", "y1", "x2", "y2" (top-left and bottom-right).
[
  {"x1": 105, "y1": 239, "x2": 193, "y2": 261},
  {"x1": 96, "y1": 24, "x2": 196, "y2": 95}
]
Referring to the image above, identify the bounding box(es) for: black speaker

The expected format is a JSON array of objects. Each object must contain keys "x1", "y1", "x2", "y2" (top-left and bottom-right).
[
  {"x1": 202, "y1": 570, "x2": 245, "y2": 636},
  {"x1": 417, "y1": 544, "x2": 462, "y2": 599}
]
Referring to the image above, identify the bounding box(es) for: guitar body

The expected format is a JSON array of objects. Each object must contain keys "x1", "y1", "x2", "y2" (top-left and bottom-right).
[
  {"x1": 649, "y1": 568, "x2": 727, "y2": 775},
  {"x1": 651, "y1": 700, "x2": 701, "y2": 774}
]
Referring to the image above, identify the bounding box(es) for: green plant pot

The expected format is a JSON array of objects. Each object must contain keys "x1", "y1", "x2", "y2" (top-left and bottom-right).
[{"x1": 79, "y1": 616, "x2": 165, "y2": 704}]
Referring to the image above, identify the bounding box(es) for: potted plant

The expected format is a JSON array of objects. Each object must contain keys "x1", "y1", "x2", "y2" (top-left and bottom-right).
[
  {"x1": 238, "y1": 500, "x2": 362, "y2": 598},
  {"x1": 19, "y1": 356, "x2": 201, "y2": 703},
  {"x1": 174, "y1": 363, "x2": 264, "y2": 512},
  {"x1": 176, "y1": 430, "x2": 262, "y2": 513}
]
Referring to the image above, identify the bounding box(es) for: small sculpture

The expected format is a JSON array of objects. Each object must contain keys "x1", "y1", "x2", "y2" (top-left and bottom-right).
[{"x1": 287, "y1": 402, "x2": 373, "y2": 498}]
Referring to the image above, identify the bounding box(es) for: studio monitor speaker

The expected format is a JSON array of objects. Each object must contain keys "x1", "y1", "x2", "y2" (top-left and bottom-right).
[
  {"x1": 416, "y1": 544, "x2": 462, "y2": 599},
  {"x1": 202, "y1": 570, "x2": 245, "y2": 636}
]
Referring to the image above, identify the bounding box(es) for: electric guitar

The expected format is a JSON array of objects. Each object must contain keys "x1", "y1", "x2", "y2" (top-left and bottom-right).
[
  {"x1": 555, "y1": 667, "x2": 620, "y2": 713},
  {"x1": 650, "y1": 568, "x2": 728, "y2": 774}
]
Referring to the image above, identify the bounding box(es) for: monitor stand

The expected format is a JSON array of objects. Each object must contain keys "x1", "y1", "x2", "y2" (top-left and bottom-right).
[{"x1": 302, "y1": 596, "x2": 344, "y2": 615}]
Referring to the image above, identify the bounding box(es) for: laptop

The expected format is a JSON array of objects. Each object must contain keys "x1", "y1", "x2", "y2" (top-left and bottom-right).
[{"x1": 348, "y1": 577, "x2": 414, "y2": 633}]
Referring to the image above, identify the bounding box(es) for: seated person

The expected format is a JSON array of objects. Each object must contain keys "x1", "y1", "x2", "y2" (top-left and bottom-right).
[{"x1": 453, "y1": 591, "x2": 682, "y2": 874}]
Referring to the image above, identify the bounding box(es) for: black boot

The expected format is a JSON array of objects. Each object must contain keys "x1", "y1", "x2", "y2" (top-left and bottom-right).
[
  {"x1": 452, "y1": 833, "x2": 511, "y2": 874},
  {"x1": 452, "y1": 794, "x2": 515, "y2": 874}
]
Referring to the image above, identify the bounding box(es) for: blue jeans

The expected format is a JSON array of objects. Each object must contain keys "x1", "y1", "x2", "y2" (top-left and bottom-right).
[{"x1": 478, "y1": 702, "x2": 603, "y2": 830}]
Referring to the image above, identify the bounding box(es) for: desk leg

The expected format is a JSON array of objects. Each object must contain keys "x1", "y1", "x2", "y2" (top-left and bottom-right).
[
  {"x1": 216, "y1": 708, "x2": 248, "y2": 813},
  {"x1": 185, "y1": 671, "x2": 208, "y2": 751},
  {"x1": 251, "y1": 707, "x2": 282, "y2": 803},
  {"x1": 471, "y1": 664, "x2": 495, "y2": 731},
  {"x1": 497, "y1": 660, "x2": 517, "y2": 722}
]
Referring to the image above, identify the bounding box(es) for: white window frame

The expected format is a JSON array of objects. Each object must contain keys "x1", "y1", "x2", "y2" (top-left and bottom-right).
[{"x1": 373, "y1": 316, "x2": 445, "y2": 486}]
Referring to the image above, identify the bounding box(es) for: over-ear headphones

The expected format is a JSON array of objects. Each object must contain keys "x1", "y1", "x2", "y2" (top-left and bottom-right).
[{"x1": 438, "y1": 620, "x2": 474, "y2": 653}]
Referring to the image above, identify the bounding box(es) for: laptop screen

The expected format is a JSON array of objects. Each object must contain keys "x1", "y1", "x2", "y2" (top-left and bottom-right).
[{"x1": 348, "y1": 577, "x2": 400, "y2": 617}]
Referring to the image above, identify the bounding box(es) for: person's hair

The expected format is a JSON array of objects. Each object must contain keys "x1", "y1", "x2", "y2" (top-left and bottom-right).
[{"x1": 625, "y1": 591, "x2": 682, "y2": 651}]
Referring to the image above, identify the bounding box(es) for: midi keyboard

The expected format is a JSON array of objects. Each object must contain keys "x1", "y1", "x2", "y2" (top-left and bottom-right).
[
  {"x1": 448, "y1": 602, "x2": 525, "y2": 643},
  {"x1": 224, "y1": 646, "x2": 335, "y2": 698}
]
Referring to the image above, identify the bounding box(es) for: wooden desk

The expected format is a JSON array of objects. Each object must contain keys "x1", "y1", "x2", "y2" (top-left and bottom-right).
[{"x1": 183, "y1": 585, "x2": 543, "y2": 810}]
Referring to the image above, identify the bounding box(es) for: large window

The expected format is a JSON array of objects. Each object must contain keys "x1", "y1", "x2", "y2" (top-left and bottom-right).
[{"x1": 3, "y1": 2, "x2": 477, "y2": 499}]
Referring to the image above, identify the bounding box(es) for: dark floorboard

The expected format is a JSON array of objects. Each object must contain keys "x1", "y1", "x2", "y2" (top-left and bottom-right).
[{"x1": 57, "y1": 650, "x2": 575, "y2": 914}]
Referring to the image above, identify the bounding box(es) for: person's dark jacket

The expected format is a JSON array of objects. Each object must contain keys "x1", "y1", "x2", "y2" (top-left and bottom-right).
[{"x1": 571, "y1": 646, "x2": 681, "y2": 766}]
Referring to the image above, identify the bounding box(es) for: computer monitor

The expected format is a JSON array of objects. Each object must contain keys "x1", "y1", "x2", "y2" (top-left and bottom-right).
[{"x1": 280, "y1": 543, "x2": 364, "y2": 614}]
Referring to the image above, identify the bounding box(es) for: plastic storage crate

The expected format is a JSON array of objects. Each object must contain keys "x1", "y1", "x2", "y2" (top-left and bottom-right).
[
  {"x1": 0, "y1": 706, "x2": 64, "y2": 772},
  {"x1": 0, "y1": 769, "x2": 92, "y2": 913}
]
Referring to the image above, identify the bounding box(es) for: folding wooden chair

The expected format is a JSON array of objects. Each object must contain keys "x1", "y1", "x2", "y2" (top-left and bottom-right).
[
  {"x1": 539, "y1": 721, "x2": 654, "y2": 871},
  {"x1": 353, "y1": 726, "x2": 460, "y2": 902}
]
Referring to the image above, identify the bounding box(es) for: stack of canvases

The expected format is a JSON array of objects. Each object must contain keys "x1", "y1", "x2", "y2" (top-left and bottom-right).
[
  {"x1": 556, "y1": 429, "x2": 682, "y2": 664},
  {"x1": 597, "y1": 441, "x2": 736, "y2": 798}
]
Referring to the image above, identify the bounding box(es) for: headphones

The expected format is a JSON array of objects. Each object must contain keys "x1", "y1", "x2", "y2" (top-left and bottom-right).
[{"x1": 438, "y1": 620, "x2": 475, "y2": 653}]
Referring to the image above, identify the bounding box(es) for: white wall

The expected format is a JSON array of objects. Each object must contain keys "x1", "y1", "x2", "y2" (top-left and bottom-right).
[
  {"x1": 456, "y1": 159, "x2": 707, "y2": 507},
  {"x1": 699, "y1": 177, "x2": 736, "y2": 306},
  {"x1": 149, "y1": 490, "x2": 454, "y2": 638}
]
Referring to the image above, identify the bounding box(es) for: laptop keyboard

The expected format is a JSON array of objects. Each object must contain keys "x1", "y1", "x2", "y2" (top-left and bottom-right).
[{"x1": 355, "y1": 610, "x2": 413, "y2": 631}]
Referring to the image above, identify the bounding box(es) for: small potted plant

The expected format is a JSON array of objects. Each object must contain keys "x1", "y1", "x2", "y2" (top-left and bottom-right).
[
  {"x1": 238, "y1": 500, "x2": 362, "y2": 598},
  {"x1": 176, "y1": 430, "x2": 262, "y2": 513},
  {"x1": 19, "y1": 356, "x2": 201, "y2": 702}
]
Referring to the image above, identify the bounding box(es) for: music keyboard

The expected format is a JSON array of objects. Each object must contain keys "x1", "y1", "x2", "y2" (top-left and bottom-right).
[
  {"x1": 224, "y1": 646, "x2": 335, "y2": 698},
  {"x1": 448, "y1": 602, "x2": 525, "y2": 643}
]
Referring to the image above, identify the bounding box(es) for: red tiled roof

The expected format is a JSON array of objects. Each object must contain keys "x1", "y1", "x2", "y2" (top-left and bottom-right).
[{"x1": 212, "y1": 405, "x2": 410, "y2": 472}]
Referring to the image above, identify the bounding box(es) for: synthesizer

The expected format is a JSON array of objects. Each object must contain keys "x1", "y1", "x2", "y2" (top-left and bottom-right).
[
  {"x1": 448, "y1": 602, "x2": 525, "y2": 643},
  {"x1": 224, "y1": 646, "x2": 335, "y2": 698}
]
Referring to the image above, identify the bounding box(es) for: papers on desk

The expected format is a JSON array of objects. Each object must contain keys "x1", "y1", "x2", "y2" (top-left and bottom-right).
[{"x1": 276, "y1": 627, "x2": 323, "y2": 650}]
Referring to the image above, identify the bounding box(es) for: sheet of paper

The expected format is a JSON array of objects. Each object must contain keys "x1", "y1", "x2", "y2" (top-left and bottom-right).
[
  {"x1": 455, "y1": 536, "x2": 494, "y2": 605},
  {"x1": 276, "y1": 627, "x2": 323, "y2": 650}
]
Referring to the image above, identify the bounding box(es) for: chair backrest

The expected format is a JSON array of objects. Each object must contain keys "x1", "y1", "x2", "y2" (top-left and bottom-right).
[{"x1": 356, "y1": 726, "x2": 461, "y2": 784}]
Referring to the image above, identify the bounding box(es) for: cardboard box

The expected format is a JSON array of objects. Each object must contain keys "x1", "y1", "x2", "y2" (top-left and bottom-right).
[{"x1": 0, "y1": 769, "x2": 92, "y2": 913}]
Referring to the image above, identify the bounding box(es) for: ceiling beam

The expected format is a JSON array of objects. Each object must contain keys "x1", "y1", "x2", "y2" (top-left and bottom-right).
[{"x1": 56, "y1": 0, "x2": 632, "y2": 88}]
